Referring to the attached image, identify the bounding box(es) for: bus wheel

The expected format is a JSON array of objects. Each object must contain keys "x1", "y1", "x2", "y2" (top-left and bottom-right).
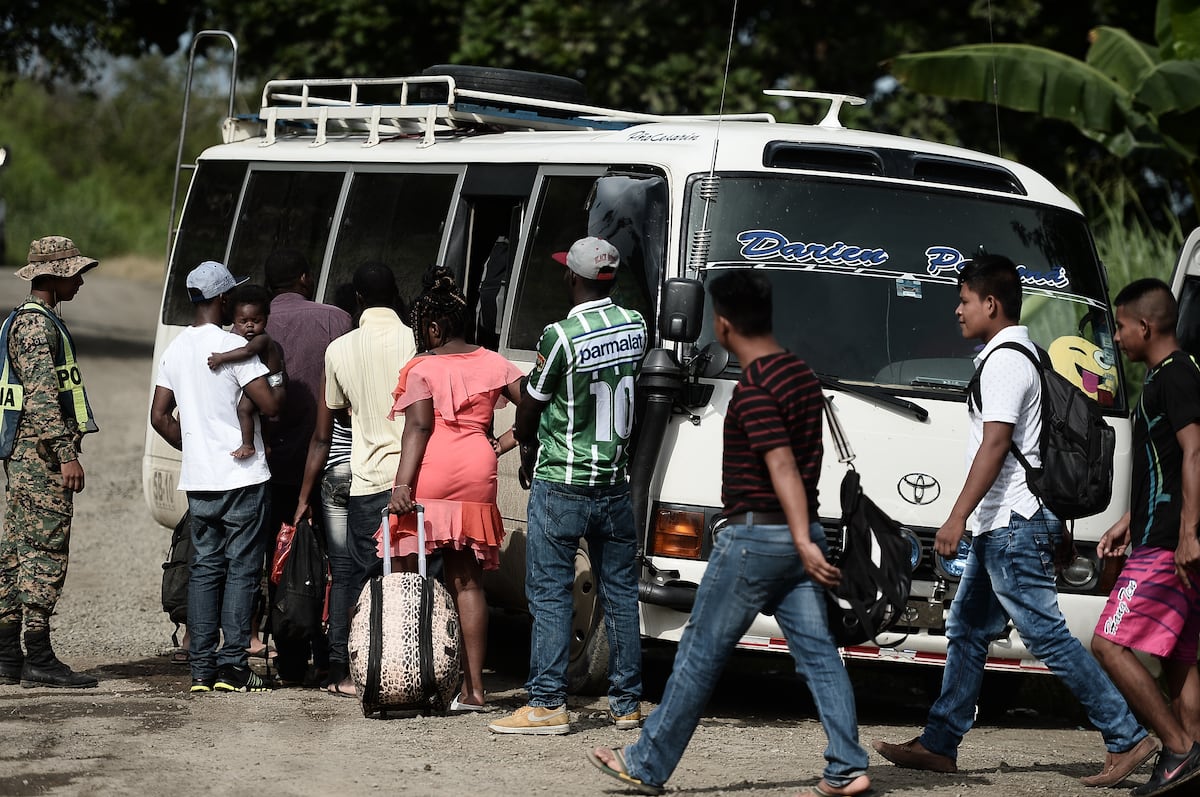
[
  {"x1": 418, "y1": 65, "x2": 589, "y2": 112},
  {"x1": 566, "y1": 544, "x2": 609, "y2": 695}
]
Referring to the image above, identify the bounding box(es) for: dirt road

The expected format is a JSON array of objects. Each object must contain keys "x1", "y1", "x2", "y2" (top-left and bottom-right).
[{"x1": 0, "y1": 268, "x2": 1153, "y2": 796}]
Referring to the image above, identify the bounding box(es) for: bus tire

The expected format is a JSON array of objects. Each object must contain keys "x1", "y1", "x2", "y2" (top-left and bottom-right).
[
  {"x1": 419, "y1": 65, "x2": 588, "y2": 108},
  {"x1": 565, "y1": 542, "x2": 609, "y2": 695},
  {"x1": 568, "y1": 607, "x2": 610, "y2": 695}
]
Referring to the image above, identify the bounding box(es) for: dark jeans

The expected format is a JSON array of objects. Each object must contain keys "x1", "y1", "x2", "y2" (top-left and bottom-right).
[
  {"x1": 187, "y1": 483, "x2": 270, "y2": 681},
  {"x1": 525, "y1": 479, "x2": 641, "y2": 715},
  {"x1": 346, "y1": 489, "x2": 390, "y2": 594}
]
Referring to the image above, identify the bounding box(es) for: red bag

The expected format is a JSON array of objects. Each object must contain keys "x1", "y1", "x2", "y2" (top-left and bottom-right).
[{"x1": 270, "y1": 523, "x2": 296, "y2": 586}]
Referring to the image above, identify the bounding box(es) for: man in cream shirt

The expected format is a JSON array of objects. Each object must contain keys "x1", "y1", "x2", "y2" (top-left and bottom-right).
[{"x1": 324, "y1": 262, "x2": 415, "y2": 600}]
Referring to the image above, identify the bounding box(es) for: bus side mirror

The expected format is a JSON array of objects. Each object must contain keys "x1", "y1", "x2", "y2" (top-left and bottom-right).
[{"x1": 659, "y1": 278, "x2": 704, "y2": 343}]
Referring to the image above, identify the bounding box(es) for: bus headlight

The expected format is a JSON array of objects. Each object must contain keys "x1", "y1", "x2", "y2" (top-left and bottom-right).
[{"x1": 1060, "y1": 554, "x2": 1099, "y2": 590}]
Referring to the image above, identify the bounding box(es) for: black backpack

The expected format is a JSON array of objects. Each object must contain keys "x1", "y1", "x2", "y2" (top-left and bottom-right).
[
  {"x1": 161, "y1": 511, "x2": 195, "y2": 647},
  {"x1": 825, "y1": 468, "x2": 914, "y2": 646},
  {"x1": 969, "y1": 342, "x2": 1115, "y2": 521},
  {"x1": 821, "y1": 397, "x2": 914, "y2": 647},
  {"x1": 269, "y1": 518, "x2": 329, "y2": 643}
]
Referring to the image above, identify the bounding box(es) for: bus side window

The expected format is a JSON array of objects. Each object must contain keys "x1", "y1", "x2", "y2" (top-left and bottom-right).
[
  {"x1": 326, "y1": 170, "x2": 459, "y2": 316},
  {"x1": 226, "y1": 169, "x2": 344, "y2": 287},
  {"x1": 507, "y1": 176, "x2": 595, "y2": 350},
  {"x1": 163, "y1": 161, "x2": 248, "y2": 325}
]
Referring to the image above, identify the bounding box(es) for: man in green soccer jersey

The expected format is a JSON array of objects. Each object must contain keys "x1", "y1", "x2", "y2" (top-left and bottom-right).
[{"x1": 489, "y1": 237, "x2": 647, "y2": 736}]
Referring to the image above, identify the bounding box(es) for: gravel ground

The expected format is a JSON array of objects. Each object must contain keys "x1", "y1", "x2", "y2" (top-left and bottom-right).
[{"x1": 0, "y1": 268, "x2": 1164, "y2": 796}]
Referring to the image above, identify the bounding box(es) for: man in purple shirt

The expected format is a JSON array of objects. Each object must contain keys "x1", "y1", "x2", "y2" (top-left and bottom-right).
[{"x1": 263, "y1": 249, "x2": 352, "y2": 685}]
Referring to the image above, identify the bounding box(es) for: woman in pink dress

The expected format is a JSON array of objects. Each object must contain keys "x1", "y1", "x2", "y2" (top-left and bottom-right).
[{"x1": 386, "y1": 268, "x2": 523, "y2": 711}]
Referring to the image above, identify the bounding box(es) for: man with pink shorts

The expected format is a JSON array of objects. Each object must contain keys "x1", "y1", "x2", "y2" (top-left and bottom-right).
[{"x1": 1093, "y1": 278, "x2": 1200, "y2": 797}]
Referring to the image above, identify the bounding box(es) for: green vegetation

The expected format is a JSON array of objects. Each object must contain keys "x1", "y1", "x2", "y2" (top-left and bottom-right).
[{"x1": 0, "y1": 56, "x2": 226, "y2": 265}]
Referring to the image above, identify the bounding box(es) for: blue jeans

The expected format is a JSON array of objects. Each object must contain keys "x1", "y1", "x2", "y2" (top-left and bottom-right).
[
  {"x1": 186, "y1": 482, "x2": 270, "y2": 680},
  {"x1": 921, "y1": 508, "x2": 1147, "y2": 758},
  {"x1": 525, "y1": 479, "x2": 641, "y2": 716},
  {"x1": 322, "y1": 463, "x2": 353, "y2": 666},
  {"x1": 624, "y1": 521, "x2": 868, "y2": 789},
  {"x1": 346, "y1": 489, "x2": 390, "y2": 594}
]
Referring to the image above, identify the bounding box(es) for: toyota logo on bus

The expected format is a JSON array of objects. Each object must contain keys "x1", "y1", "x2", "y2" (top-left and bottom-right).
[{"x1": 898, "y1": 473, "x2": 941, "y2": 505}]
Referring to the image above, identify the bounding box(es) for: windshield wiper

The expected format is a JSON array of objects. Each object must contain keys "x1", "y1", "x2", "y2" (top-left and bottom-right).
[
  {"x1": 909, "y1": 377, "x2": 969, "y2": 391},
  {"x1": 818, "y1": 374, "x2": 929, "y2": 422}
]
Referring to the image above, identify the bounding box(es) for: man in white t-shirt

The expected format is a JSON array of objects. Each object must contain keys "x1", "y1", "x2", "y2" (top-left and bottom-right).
[
  {"x1": 873, "y1": 255, "x2": 1154, "y2": 788},
  {"x1": 150, "y1": 261, "x2": 286, "y2": 695}
]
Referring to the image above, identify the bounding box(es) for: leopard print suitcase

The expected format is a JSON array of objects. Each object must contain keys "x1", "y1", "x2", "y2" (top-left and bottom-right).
[{"x1": 348, "y1": 506, "x2": 462, "y2": 717}]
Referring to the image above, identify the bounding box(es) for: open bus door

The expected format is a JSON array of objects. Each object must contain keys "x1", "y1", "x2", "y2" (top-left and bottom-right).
[{"x1": 1171, "y1": 227, "x2": 1200, "y2": 359}]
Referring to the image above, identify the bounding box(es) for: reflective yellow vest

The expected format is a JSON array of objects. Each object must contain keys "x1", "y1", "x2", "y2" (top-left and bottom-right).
[{"x1": 0, "y1": 301, "x2": 98, "y2": 459}]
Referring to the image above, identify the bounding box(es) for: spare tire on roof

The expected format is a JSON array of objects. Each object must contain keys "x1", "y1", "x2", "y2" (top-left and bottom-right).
[{"x1": 418, "y1": 65, "x2": 588, "y2": 107}]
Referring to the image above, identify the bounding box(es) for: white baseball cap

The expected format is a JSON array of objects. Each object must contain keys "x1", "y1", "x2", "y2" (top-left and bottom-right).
[
  {"x1": 551, "y1": 237, "x2": 620, "y2": 281},
  {"x1": 186, "y1": 260, "x2": 248, "y2": 302}
]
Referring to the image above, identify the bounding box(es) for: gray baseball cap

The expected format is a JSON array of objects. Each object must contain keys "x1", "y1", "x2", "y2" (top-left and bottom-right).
[{"x1": 186, "y1": 260, "x2": 247, "y2": 302}]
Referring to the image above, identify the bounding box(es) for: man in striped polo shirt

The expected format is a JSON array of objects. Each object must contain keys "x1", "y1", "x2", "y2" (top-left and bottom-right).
[
  {"x1": 586, "y1": 268, "x2": 869, "y2": 796},
  {"x1": 490, "y1": 237, "x2": 646, "y2": 736}
]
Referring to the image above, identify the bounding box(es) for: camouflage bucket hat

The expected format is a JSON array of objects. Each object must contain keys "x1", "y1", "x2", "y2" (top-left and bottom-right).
[{"x1": 16, "y1": 235, "x2": 99, "y2": 280}]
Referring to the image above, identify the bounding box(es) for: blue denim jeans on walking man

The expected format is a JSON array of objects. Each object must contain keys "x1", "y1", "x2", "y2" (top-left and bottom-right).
[
  {"x1": 920, "y1": 508, "x2": 1147, "y2": 759},
  {"x1": 623, "y1": 520, "x2": 869, "y2": 790},
  {"x1": 525, "y1": 478, "x2": 642, "y2": 717},
  {"x1": 186, "y1": 482, "x2": 270, "y2": 681}
]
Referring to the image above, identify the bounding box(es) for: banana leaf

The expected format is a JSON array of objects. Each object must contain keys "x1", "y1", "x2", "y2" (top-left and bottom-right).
[
  {"x1": 1137, "y1": 58, "x2": 1200, "y2": 116},
  {"x1": 1157, "y1": 0, "x2": 1200, "y2": 60},
  {"x1": 890, "y1": 44, "x2": 1133, "y2": 135},
  {"x1": 1086, "y1": 26, "x2": 1160, "y2": 90}
]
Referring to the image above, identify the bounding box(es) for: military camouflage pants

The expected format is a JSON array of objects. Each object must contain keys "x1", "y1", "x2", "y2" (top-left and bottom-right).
[{"x1": 0, "y1": 447, "x2": 73, "y2": 632}]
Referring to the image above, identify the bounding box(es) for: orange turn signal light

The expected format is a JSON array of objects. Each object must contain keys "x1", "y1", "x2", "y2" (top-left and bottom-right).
[{"x1": 649, "y1": 509, "x2": 705, "y2": 559}]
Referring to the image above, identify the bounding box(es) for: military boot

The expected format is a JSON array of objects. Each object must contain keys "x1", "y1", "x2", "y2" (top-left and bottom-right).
[
  {"x1": 0, "y1": 622, "x2": 22, "y2": 684},
  {"x1": 21, "y1": 629, "x2": 98, "y2": 688}
]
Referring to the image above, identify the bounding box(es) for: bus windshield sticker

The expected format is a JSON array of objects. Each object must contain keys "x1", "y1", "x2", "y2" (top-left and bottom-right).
[
  {"x1": 925, "y1": 246, "x2": 1071, "y2": 289},
  {"x1": 896, "y1": 278, "x2": 922, "y2": 299},
  {"x1": 737, "y1": 230, "x2": 889, "y2": 267}
]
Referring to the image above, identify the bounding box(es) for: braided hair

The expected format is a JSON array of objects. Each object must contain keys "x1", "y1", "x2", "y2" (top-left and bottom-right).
[{"x1": 410, "y1": 266, "x2": 468, "y2": 352}]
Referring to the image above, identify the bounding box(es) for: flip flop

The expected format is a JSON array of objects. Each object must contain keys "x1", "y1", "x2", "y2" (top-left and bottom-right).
[
  {"x1": 246, "y1": 645, "x2": 277, "y2": 660},
  {"x1": 795, "y1": 774, "x2": 872, "y2": 797},
  {"x1": 448, "y1": 695, "x2": 487, "y2": 713},
  {"x1": 170, "y1": 649, "x2": 189, "y2": 666},
  {"x1": 586, "y1": 747, "x2": 664, "y2": 796},
  {"x1": 326, "y1": 680, "x2": 356, "y2": 699}
]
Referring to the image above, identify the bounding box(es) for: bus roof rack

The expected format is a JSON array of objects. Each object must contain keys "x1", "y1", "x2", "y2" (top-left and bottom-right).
[{"x1": 257, "y1": 75, "x2": 776, "y2": 147}]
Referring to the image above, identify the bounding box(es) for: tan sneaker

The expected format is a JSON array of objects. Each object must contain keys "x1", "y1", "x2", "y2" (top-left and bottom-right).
[
  {"x1": 488, "y1": 704, "x2": 570, "y2": 735},
  {"x1": 611, "y1": 706, "x2": 642, "y2": 730}
]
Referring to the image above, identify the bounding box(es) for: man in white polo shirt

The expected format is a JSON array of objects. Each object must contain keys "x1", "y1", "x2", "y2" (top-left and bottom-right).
[
  {"x1": 151, "y1": 260, "x2": 286, "y2": 694},
  {"x1": 873, "y1": 255, "x2": 1154, "y2": 789}
]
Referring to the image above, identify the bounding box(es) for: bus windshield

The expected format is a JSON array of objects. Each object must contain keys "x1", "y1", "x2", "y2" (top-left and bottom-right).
[{"x1": 688, "y1": 174, "x2": 1122, "y2": 410}]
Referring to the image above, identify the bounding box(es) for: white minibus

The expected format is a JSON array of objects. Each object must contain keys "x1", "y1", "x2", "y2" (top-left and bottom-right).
[{"x1": 145, "y1": 63, "x2": 1133, "y2": 691}]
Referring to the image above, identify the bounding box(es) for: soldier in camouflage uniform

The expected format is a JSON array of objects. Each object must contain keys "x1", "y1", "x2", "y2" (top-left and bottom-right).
[{"x1": 0, "y1": 235, "x2": 100, "y2": 688}]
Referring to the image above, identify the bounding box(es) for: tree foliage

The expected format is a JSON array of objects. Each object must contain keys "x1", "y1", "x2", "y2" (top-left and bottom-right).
[
  {"x1": 0, "y1": 0, "x2": 1172, "y2": 260},
  {"x1": 890, "y1": 0, "x2": 1200, "y2": 217},
  {"x1": 0, "y1": 1, "x2": 190, "y2": 85}
]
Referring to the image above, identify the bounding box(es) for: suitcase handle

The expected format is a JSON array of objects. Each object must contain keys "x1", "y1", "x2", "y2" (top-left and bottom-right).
[{"x1": 380, "y1": 504, "x2": 426, "y2": 577}]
